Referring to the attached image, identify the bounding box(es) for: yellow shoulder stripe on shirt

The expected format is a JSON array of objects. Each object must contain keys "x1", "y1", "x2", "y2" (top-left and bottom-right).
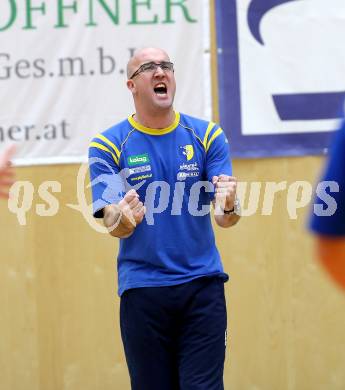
[
  {"x1": 94, "y1": 134, "x2": 121, "y2": 159},
  {"x1": 89, "y1": 142, "x2": 119, "y2": 165},
  {"x1": 203, "y1": 122, "x2": 216, "y2": 149},
  {"x1": 206, "y1": 128, "x2": 223, "y2": 152}
]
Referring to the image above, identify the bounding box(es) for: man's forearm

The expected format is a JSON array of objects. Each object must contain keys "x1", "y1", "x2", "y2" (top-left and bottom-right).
[
  {"x1": 103, "y1": 205, "x2": 134, "y2": 238},
  {"x1": 213, "y1": 196, "x2": 241, "y2": 228}
]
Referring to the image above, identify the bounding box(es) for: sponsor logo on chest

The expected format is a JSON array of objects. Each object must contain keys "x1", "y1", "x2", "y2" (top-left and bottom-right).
[
  {"x1": 179, "y1": 162, "x2": 198, "y2": 171},
  {"x1": 177, "y1": 157, "x2": 200, "y2": 180},
  {"x1": 129, "y1": 165, "x2": 151, "y2": 175},
  {"x1": 127, "y1": 153, "x2": 150, "y2": 166}
]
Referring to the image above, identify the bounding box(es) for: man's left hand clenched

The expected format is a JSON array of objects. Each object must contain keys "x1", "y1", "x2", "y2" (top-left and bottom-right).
[{"x1": 212, "y1": 175, "x2": 237, "y2": 214}]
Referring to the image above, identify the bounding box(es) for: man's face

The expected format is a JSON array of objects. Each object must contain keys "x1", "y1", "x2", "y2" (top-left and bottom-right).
[{"x1": 127, "y1": 49, "x2": 176, "y2": 111}]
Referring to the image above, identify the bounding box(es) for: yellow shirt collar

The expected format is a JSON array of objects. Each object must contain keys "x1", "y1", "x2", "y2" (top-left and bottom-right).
[{"x1": 128, "y1": 112, "x2": 180, "y2": 135}]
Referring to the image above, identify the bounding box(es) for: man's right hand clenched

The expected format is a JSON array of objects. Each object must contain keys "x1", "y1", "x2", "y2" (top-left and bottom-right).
[{"x1": 118, "y1": 189, "x2": 146, "y2": 230}]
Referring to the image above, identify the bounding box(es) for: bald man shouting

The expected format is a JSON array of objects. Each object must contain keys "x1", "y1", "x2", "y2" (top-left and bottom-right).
[{"x1": 88, "y1": 48, "x2": 240, "y2": 390}]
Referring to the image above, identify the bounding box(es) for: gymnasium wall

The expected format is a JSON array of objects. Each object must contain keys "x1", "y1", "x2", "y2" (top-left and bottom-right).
[{"x1": 3, "y1": 156, "x2": 345, "y2": 390}]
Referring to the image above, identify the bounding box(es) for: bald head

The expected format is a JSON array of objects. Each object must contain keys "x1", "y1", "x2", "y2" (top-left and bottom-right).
[{"x1": 126, "y1": 47, "x2": 171, "y2": 79}]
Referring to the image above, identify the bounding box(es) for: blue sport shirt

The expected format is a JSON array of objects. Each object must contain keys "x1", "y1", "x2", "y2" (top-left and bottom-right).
[
  {"x1": 88, "y1": 112, "x2": 232, "y2": 296},
  {"x1": 310, "y1": 122, "x2": 345, "y2": 237}
]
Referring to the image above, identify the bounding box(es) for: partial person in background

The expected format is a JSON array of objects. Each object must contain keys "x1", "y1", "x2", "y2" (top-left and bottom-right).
[
  {"x1": 310, "y1": 121, "x2": 345, "y2": 290},
  {"x1": 0, "y1": 145, "x2": 15, "y2": 199}
]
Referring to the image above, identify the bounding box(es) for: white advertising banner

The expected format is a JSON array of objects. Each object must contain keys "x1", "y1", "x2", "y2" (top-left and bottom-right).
[{"x1": 0, "y1": 0, "x2": 211, "y2": 165}]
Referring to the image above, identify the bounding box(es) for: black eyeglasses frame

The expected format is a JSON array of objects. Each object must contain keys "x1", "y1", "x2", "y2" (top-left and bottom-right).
[{"x1": 129, "y1": 61, "x2": 174, "y2": 79}]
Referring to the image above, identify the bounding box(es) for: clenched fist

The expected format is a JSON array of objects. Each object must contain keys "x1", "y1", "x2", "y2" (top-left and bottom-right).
[
  {"x1": 212, "y1": 175, "x2": 237, "y2": 214},
  {"x1": 118, "y1": 189, "x2": 146, "y2": 229}
]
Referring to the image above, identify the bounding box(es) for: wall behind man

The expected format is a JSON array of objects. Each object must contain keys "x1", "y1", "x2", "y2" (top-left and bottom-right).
[{"x1": 2, "y1": 156, "x2": 345, "y2": 390}]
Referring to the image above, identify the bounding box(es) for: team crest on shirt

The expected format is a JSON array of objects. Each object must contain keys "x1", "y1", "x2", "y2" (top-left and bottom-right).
[{"x1": 179, "y1": 145, "x2": 194, "y2": 161}]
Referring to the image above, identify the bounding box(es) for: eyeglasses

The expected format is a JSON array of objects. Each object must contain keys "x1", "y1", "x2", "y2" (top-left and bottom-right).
[{"x1": 129, "y1": 61, "x2": 174, "y2": 79}]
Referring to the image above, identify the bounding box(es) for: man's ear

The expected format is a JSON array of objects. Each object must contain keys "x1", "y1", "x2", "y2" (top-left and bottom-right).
[{"x1": 127, "y1": 79, "x2": 135, "y2": 92}]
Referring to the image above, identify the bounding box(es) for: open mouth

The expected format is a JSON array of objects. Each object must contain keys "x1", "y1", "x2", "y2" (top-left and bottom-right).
[{"x1": 154, "y1": 83, "x2": 168, "y2": 95}]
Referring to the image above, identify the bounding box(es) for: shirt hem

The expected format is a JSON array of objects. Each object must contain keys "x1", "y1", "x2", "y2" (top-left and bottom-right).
[{"x1": 118, "y1": 272, "x2": 229, "y2": 296}]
